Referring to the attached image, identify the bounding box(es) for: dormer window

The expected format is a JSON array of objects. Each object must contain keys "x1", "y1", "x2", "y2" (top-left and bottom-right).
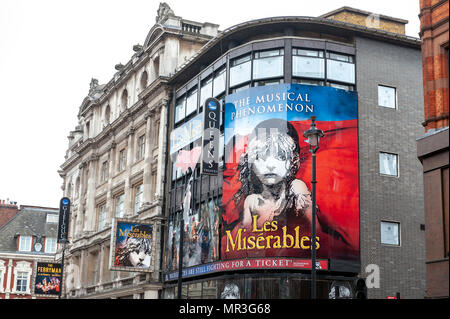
[
  {"x1": 45, "y1": 237, "x2": 57, "y2": 254},
  {"x1": 46, "y1": 213, "x2": 59, "y2": 224},
  {"x1": 18, "y1": 235, "x2": 32, "y2": 252}
]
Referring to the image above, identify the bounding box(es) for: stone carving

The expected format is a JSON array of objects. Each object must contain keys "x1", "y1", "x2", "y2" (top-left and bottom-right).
[{"x1": 156, "y1": 2, "x2": 174, "y2": 24}]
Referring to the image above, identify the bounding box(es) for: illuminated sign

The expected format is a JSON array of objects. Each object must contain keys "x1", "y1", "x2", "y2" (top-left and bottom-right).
[{"x1": 57, "y1": 197, "x2": 70, "y2": 243}]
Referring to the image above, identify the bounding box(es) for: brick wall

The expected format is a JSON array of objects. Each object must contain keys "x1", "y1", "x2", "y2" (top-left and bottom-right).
[
  {"x1": 356, "y1": 37, "x2": 426, "y2": 299},
  {"x1": 326, "y1": 11, "x2": 406, "y2": 34},
  {"x1": 419, "y1": 0, "x2": 449, "y2": 131}
]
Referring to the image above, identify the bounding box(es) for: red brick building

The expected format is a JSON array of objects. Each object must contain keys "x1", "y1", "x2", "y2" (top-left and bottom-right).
[
  {"x1": 417, "y1": 0, "x2": 449, "y2": 299},
  {"x1": 0, "y1": 205, "x2": 60, "y2": 299}
]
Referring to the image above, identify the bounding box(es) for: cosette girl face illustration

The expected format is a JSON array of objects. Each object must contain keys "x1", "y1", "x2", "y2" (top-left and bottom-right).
[{"x1": 247, "y1": 127, "x2": 296, "y2": 186}]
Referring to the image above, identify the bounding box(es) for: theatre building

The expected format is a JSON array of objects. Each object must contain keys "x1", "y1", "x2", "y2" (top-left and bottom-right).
[
  {"x1": 58, "y1": 4, "x2": 218, "y2": 299},
  {"x1": 163, "y1": 7, "x2": 426, "y2": 299}
]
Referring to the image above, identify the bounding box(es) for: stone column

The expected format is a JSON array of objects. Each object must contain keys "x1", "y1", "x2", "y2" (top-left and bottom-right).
[
  {"x1": 85, "y1": 156, "x2": 99, "y2": 232},
  {"x1": 143, "y1": 110, "x2": 155, "y2": 206},
  {"x1": 124, "y1": 127, "x2": 135, "y2": 217}
]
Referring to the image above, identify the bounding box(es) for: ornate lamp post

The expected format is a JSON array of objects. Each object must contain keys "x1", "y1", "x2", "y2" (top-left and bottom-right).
[{"x1": 303, "y1": 115, "x2": 324, "y2": 299}]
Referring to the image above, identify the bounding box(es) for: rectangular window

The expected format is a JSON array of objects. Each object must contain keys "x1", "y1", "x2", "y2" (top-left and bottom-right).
[
  {"x1": 230, "y1": 54, "x2": 251, "y2": 88},
  {"x1": 378, "y1": 85, "x2": 397, "y2": 109},
  {"x1": 379, "y1": 152, "x2": 398, "y2": 177},
  {"x1": 326, "y1": 52, "x2": 355, "y2": 84},
  {"x1": 200, "y1": 77, "x2": 213, "y2": 108},
  {"x1": 16, "y1": 272, "x2": 28, "y2": 292},
  {"x1": 101, "y1": 161, "x2": 108, "y2": 182},
  {"x1": 18, "y1": 236, "x2": 32, "y2": 252},
  {"x1": 119, "y1": 149, "x2": 126, "y2": 171},
  {"x1": 46, "y1": 214, "x2": 59, "y2": 224},
  {"x1": 175, "y1": 96, "x2": 186, "y2": 123},
  {"x1": 97, "y1": 204, "x2": 107, "y2": 231},
  {"x1": 134, "y1": 184, "x2": 143, "y2": 215},
  {"x1": 138, "y1": 135, "x2": 146, "y2": 160},
  {"x1": 115, "y1": 194, "x2": 125, "y2": 218},
  {"x1": 253, "y1": 49, "x2": 284, "y2": 80},
  {"x1": 186, "y1": 89, "x2": 198, "y2": 117},
  {"x1": 293, "y1": 48, "x2": 325, "y2": 79},
  {"x1": 213, "y1": 68, "x2": 226, "y2": 97},
  {"x1": 44, "y1": 237, "x2": 57, "y2": 254},
  {"x1": 381, "y1": 221, "x2": 400, "y2": 246}
]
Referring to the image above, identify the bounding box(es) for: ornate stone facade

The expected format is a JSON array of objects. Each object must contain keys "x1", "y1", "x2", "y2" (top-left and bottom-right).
[{"x1": 58, "y1": 4, "x2": 218, "y2": 299}]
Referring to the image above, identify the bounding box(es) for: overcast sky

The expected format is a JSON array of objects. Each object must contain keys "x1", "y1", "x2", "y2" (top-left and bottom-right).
[{"x1": 0, "y1": 0, "x2": 421, "y2": 208}]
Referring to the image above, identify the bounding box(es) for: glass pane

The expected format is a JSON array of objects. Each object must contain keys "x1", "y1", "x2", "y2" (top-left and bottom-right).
[
  {"x1": 175, "y1": 98, "x2": 186, "y2": 123},
  {"x1": 253, "y1": 56, "x2": 283, "y2": 79},
  {"x1": 294, "y1": 49, "x2": 323, "y2": 57},
  {"x1": 381, "y1": 221, "x2": 399, "y2": 245},
  {"x1": 231, "y1": 54, "x2": 251, "y2": 66},
  {"x1": 327, "y1": 59, "x2": 355, "y2": 84},
  {"x1": 200, "y1": 79, "x2": 213, "y2": 108},
  {"x1": 254, "y1": 79, "x2": 283, "y2": 87},
  {"x1": 379, "y1": 152, "x2": 398, "y2": 176},
  {"x1": 213, "y1": 70, "x2": 226, "y2": 97},
  {"x1": 255, "y1": 49, "x2": 283, "y2": 58},
  {"x1": 186, "y1": 90, "x2": 198, "y2": 116},
  {"x1": 293, "y1": 56, "x2": 325, "y2": 79},
  {"x1": 229, "y1": 60, "x2": 251, "y2": 87},
  {"x1": 378, "y1": 85, "x2": 396, "y2": 108}
]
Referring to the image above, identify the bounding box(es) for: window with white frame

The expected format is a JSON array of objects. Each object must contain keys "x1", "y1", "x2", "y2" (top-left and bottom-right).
[
  {"x1": 13, "y1": 261, "x2": 32, "y2": 294},
  {"x1": 213, "y1": 68, "x2": 226, "y2": 97},
  {"x1": 186, "y1": 89, "x2": 198, "y2": 117},
  {"x1": 253, "y1": 49, "x2": 284, "y2": 80},
  {"x1": 115, "y1": 194, "x2": 125, "y2": 218},
  {"x1": 379, "y1": 152, "x2": 398, "y2": 177},
  {"x1": 326, "y1": 52, "x2": 355, "y2": 84},
  {"x1": 44, "y1": 237, "x2": 57, "y2": 253},
  {"x1": 18, "y1": 235, "x2": 32, "y2": 252},
  {"x1": 230, "y1": 54, "x2": 251, "y2": 88},
  {"x1": 175, "y1": 96, "x2": 186, "y2": 124},
  {"x1": 381, "y1": 221, "x2": 400, "y2": 246},
  {"x1": 15, "y1": 272, "x2": 28, "y2": 293},
  {"x1": 97, "y1": 204, "x2": 107, "y2": 231},
  {"x1": 200, "y1": 77, "x2": 213, "y2": 107},
  {"x1": 46, "y1": 213, "x2": 59, "y2": 224},
  {"x1": 292, "y1": 48, "x2": 325, "y2": 79},
  {"x1": 378, "y1": 85, "x2": 397, "y2": 109}
]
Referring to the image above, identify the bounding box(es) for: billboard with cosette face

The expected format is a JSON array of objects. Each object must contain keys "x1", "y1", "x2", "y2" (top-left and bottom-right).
[
  {"x1": 110, "y1": 219, "x2": 154, "y2": 272},
  {"x1": 221, "y1": 84, "x2": 359, "y2": 267}
]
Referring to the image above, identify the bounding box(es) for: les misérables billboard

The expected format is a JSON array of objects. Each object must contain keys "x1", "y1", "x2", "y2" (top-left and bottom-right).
[
  {"x1": 110, "y1": 219, "x2": 154, "y2": 272},
  {"x1": 222, "y1": 84, "x2": 359, "y2": 267}
]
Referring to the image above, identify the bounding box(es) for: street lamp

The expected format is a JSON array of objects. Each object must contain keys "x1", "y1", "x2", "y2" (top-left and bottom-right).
[{"x1": 303, "y1": 115, "x2": 324, "y2": 300}]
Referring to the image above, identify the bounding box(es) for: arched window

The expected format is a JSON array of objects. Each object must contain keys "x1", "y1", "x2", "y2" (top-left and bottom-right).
[
  {"x1": 140, "y1": 71, "x2": 148, "y2": 91},
  {"x1": 121, "y1": 89, "x2": 128, "y2": 111},
  {"x1": 75, "y1": 176, "x2": 80, "y2": 197},
  {"x1": 104, "y1": 104, "x2": 111, "y2": 125}
]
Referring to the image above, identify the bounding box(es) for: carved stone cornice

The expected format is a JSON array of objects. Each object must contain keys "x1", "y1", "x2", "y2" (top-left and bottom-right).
[{"x1": 126, "y1": 127, "x2": 136, "y2": 137}]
